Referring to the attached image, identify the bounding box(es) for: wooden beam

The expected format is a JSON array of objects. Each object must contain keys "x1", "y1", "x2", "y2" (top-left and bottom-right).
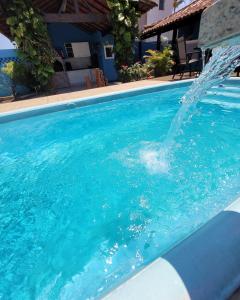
[
  {"x1": 44, "y1": 13, "x2": 109, "y2": 23},
  {"x1": 58, "y1": 0, "x2": 68, "y2": 13}
]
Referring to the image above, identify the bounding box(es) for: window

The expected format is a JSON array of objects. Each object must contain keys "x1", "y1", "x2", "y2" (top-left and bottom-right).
[
  {"x1": 71, "y1": 42, "x2": 90, "y2": 58},
  {"x1": 65, "y1": 43, "x2": 74, "y2": 58},
  {"x1": 65, "y1": 42, "x2": 91, "y2": 58},
  {"x1": 159, "y1": 0, "x2": 164, "y2": 10},
  {"x1": 104, "y1": 45, "x2": 114, "y2": 59}
]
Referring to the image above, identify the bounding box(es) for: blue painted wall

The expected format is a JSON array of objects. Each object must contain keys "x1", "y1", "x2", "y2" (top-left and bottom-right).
[
  {"x1": 47, "y1": 23, "x2": 118, "y2": 82},
  {"x1": 0, "y1": 49, "x2": 18, "y2": 59},
  {"x1": 99, "y1": 34, "x2": 118, "y2": 82},
  {"x1": 0, "y1": 49, "x2": 21, "y2": 97},
  {"x1": 135, "y1": 41, "x2": 159, "y2": 62},
  {"x1": 47, "y1": 23, "x2": 100, "y2": 57}
]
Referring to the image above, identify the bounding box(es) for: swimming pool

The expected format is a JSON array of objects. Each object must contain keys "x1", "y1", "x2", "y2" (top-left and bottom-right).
[{"x1": 0, "y1": 80, "x2": 239, "y2": 299}]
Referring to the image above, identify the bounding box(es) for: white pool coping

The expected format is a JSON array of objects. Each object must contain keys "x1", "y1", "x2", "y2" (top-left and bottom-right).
[
  {"x1": 1, "y1": 78, "x2": 240, "y2": 122},
  {"x1": 0, "y1": 79, "x2": 194, "y2": 122},
  {"x1": 103, "y1": 257, "x2": 191, "y2": 300},
  {"x1": 225, "y1": 198, "x2": 240, "y2": 214}
]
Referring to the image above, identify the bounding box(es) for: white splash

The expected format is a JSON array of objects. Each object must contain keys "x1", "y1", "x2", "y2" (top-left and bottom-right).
[{"x1": 139, "y1": 148, "x2": 169, "y2": 174}]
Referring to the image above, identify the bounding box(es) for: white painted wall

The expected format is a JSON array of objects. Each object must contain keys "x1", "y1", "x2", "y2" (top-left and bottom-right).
[
  {"x1": 139, "y1": 0, "x2": 174, "y2": 42},
  {"x1": 71, "y1": 42, "x2": 90, "y2": 58}
]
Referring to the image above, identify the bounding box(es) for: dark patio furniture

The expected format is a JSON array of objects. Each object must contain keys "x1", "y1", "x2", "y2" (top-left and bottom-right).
[
  {"x1": 172, "y1": 37, "x2": 202, "y2": 79},
  {"x1": 235, "y1": 66, "x2": 240, "y2": 77}
]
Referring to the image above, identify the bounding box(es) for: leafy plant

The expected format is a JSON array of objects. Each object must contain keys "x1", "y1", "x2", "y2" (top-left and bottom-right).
[
  {"x1": 3, "y1": 0, "x2": 55, "y2": 92},
  {"x1": 1, "y1": 61, "x2": 32, "y2": 99},
  {"x1": 173, "y1": 0, "x2": 185, "y2": 12},
  {"x1": 144, "y1": 48, "x2": 174, "y2": 77},
  {"x1": 107, "y1": 0, "x2": 140, "y2": 70},
  {"x1": 119, "y1": 62, "x2": 150, "y2": 83}
]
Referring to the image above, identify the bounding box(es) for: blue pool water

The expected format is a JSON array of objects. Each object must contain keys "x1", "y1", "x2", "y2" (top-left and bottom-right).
[{"x1": 0, "y1": 81, "x2": 239, "y2": 299}]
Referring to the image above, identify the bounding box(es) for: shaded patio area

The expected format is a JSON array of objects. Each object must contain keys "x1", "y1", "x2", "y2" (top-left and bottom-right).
[
  {"x1": 140, "y1": 0, "x2": 215, "y2": 78},
  {"x1": 0, "y1": 0, "x2": 156, "y2": 94}
]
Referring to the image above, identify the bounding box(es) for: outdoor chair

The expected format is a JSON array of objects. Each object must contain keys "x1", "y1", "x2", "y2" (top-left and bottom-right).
[
  {"x1": 172, "y1": 37, "x2": 202, "y2": 79},
  {"x1": 235, "y1": 66, "x2": 240, "y2": 77}
]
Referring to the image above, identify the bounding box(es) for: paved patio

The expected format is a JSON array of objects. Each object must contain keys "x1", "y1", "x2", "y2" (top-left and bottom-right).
[{"x1": 0, "y1": 75, "x2": 192, "y2": 114}]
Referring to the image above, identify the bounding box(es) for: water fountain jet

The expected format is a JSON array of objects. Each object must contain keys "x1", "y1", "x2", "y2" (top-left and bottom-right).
[{"x1": 164, "y1": 0, "x2": 240, "y2": 152}]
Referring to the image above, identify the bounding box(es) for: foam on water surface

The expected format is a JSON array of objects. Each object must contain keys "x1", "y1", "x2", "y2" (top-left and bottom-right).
[{"x1": 139, "y1": 143, "x2": 170, "y2": 175}]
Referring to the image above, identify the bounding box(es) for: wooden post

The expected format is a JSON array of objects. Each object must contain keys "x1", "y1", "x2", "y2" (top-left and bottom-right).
[
  {"x1": 138, "y1": 40, "x2": 142, "y2": 61},
  {"x1": 58, "y1": 0, "x2": 68, "y2": 13},
  {"x1": 157, "y1": 32, "x2": 161, "y2": 51},
  {"x1": 171, "y1": 28, "x2": 178, "y2": 48},
  {"x1": 73, "y1": 0, "x2": 79, "y2": 13}
]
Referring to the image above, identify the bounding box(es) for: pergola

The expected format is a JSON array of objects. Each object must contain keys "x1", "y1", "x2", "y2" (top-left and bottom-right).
[
  {"x1": 141, "y1": 0, "x2": 214, "y2": 50},
  {"x1": 0, "y1": 0, "x2": 157, "y2": 38}
]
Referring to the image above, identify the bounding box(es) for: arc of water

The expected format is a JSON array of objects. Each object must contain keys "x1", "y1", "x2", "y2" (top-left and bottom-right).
[{"x1": 164, "y1": 45, "x2": 240, "y2": 151}]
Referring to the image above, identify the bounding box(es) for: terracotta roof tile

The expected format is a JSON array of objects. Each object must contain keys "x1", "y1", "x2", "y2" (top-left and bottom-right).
[{"x1": 142, "y1": 0, "x2": 214, "y2": 37}]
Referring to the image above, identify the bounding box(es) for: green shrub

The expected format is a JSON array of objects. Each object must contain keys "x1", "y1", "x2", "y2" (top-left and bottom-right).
[
  {"x1": 119, "y1": 62, "x2": 150, "y2": 83},
  {"x1": 4, "y1": 0, "x2": 55, "y2": 93},
  {"x1": 107, "y1": 0, "x2": 140, "y2": 69},
  {"x1": 144, "y1": 47, "x2": 174, "y2": 77}
]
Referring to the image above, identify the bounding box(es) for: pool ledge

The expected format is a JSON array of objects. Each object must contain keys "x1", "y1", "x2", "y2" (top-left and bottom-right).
[
  {"x1": 0, "y1": 80, "x2": 194, "y2": 123},
  {"x1": 103, "y1": 197, "x2": 240, "y2": 300}
]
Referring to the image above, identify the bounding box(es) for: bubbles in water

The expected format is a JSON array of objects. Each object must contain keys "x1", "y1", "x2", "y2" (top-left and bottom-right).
[
  {"x1": 139, "y1": 146, "x2": 170, "y2": 174},
  {"x1": 112, "y1": 142, "x2": 171, "y2": 175},
  {"x1": 139, "y1": 196, "x2": 150, "y2": 209}
]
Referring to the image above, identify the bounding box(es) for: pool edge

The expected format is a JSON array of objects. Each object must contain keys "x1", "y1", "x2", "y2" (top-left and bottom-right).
[
  {"x1": 103, "y1": 196, "x2": 240, "y2": 300},
  {"x1": 0, "y1": 80, "x2": 194, "y2": 123},
  {"x1": 1, "y1": 77, "x2": 239, "y2": 123}
]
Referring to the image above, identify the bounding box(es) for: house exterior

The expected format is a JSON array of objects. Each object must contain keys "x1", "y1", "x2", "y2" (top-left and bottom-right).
[
  {"x1": 0, "y1": 0, "x2": 156, "y2": 92},
  {"x1": 139, "y1": 0, "x2": 214, "y2": 75},
  {"x1": 139, "y1": 0, "x2": 174, "y2": 42},
  {"x1": 141, "y1": 0, "x2": 214, "y2": 43},
  {"x1": 48, "y1": 23, "x2": 118, "y2": 88}
]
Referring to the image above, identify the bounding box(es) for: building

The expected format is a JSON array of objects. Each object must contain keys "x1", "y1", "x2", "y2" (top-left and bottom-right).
[
  {"x1": 139, "y1": 0, "x2": 214, "y2": 77},
  {"x1": 139, "y1": 0, "x2": 174, "y2": 42},
  {"x1": 0, "y1": 0, "x2": 156, "y2": 92},
  {"x1": 141, "y1": 0, "x2": 214, "y2": 46}
]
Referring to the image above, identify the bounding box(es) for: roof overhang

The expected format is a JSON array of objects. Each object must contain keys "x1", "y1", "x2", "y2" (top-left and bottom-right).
[
  {"x1": 141, "y1": 0, "x2": 214, "y2": 39},
  {"x1": 0, "y1": 0, "x2": 157, "y2": 39}
]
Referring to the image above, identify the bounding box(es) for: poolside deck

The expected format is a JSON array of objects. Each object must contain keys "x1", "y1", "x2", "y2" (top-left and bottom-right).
[{"x1": 0, "y1": 75, "x2": 190, "y2": 114}]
